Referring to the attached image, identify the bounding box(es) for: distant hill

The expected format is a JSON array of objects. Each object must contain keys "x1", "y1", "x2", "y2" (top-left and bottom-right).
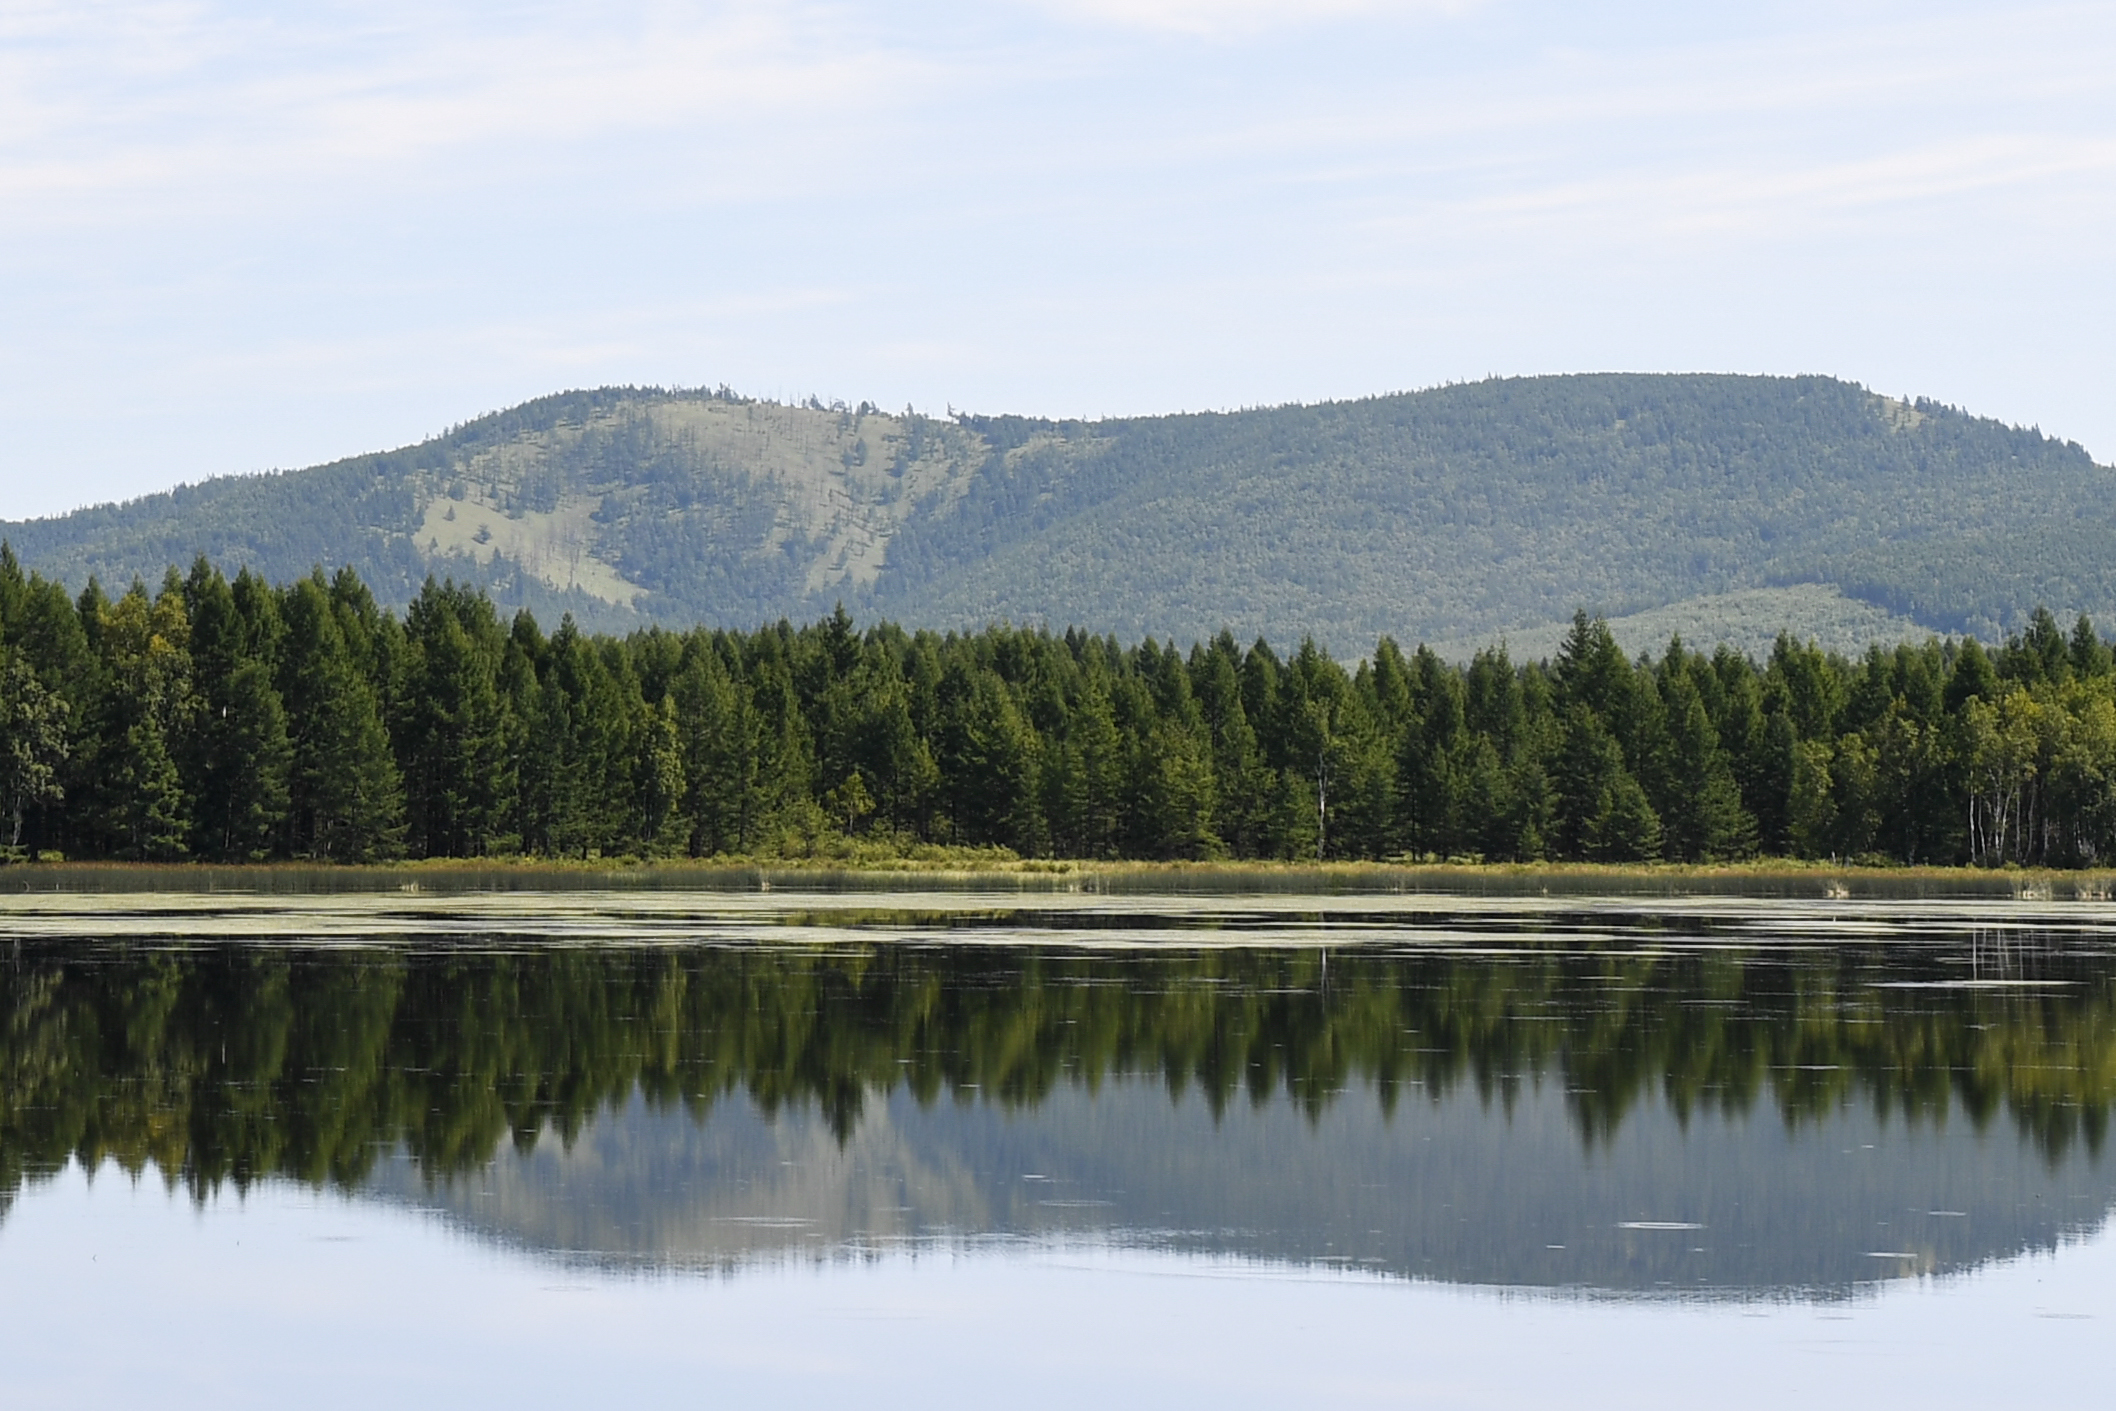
[{"x1": 5, "y1": 374, "x2": 2111, "y2": 653}]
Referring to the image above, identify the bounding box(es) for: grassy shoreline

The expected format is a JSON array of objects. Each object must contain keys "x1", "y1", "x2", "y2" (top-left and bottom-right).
[{"x1": 4, "y1": 853, "x2": 2115, "y2": 898}]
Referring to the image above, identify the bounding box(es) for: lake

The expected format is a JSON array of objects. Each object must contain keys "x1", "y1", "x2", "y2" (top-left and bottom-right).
[{"x1": 2, "y1": 883, "x2": 2111, "y2": 1406}]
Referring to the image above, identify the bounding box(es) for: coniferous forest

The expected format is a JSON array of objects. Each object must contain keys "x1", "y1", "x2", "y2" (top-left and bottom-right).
[{"x1": 5, "y1": 547, "x2": 2116, "y2": 868}]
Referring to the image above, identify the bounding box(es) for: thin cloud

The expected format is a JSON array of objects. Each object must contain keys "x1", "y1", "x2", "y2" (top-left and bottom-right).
[
  {"x1": 1363, "y1": 134, "x2": 2116, "y2": 250},
  {"x1": 4, "y1": 0, "x2": 2115, "y2": 510},
  {"x1": 1024, "y1": 0, "x2": 1480, "y2": 37},
  {"x1": 0, "y1": 2, "x2": 940, "y2": 217}
]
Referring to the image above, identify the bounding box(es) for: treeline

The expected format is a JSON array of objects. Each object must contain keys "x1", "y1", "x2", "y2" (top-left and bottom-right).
[{"x1": 6, "y1": 548, "x2": 2116, "y2": 866}]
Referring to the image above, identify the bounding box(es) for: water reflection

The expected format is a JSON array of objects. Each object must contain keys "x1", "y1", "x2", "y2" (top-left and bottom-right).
[{"x1": 3, "y1": 897, "x2": 2114, "y2": 1299}]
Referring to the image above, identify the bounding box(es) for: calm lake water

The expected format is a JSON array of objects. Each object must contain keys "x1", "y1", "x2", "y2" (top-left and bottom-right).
[{"x1": 2, "y1": 886, "x2": 2112, "y2": 1406}]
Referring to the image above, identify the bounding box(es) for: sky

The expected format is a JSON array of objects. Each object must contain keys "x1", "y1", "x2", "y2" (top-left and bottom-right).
[{"x1": 2, "y1": 0, "x2": 2113, "y2": 520}]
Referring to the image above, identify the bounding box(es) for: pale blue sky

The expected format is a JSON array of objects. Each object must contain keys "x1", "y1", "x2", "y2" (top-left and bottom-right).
[{"x1": 3, "y1": 0, "x2": 2112, "y2": 518}]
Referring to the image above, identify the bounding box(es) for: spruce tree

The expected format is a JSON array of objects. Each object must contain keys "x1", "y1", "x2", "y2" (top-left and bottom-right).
[
  {"x1": 671, "y1": 643, "x2": 747, "y2": 854},
  {"x1": 183, "y1": 560, "x2": 292, "y2": 860},
  {"x1": 2071, "y1": 615, "x2": 2111, "y2": 679},
  {"x1": 743, "y1": 647, "x2": 816, "y2": 850},
  {"x1": 1658, "y1": 671, "x2": 1755, "y2": 861},
  {"x1": 1127, "y1": 718, "x2": 1221, "y2": 860},
  {"x1": 1191, "y1": 635, "x2": 1269, "y2": 858},
  {"x1": 281, "y1": 577, "x2": 403, "y2": 861},
  {"x1": 847, "y1": 658, "x2": 938, "y2": 836},
  {"x1": 83, "y1": 581, "x2": 194, "y2": 860},
  {"x1": 399, "y1": 579, "x2": 513, "y2": 858},
  {"x1": 207, "y1": 661, "x2": 293, "y2": 861},
  {"x1": 1555, "y1": 612, "x2": 1631, "y2": 720},
  {"x1": 1055, "y1": 679, "x2": 1123, "y2": 857},
  {"x1": 634, "y1": 695, "x2": 686, "y2": 854},
  {"x1": 1787, "y1": 739, "x2": 1837, "y2": 859},
  {"x1": 936, "y1": 663, "x2": 1041, "y2": 851},
  {"x1": 1555, "y1": 705, "x2": 1661, "y2": 862},
  {"x1": 1397, "y1": 646, "x2": 1467, "y2": 857},
  {"x1": 0, "y1": 654, "x2": 68, "y2": 852}
]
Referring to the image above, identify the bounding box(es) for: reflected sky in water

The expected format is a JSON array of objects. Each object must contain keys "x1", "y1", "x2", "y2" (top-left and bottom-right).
[
  {"x1": 3, "y1": 1167, "x2": 2111, "y2": 1410},
  {"x1": 2, "y1": 889, "x2": 2113, "y2": 1404}
]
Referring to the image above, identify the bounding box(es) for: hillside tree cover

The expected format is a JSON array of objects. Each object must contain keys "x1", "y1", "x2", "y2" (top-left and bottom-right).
[
  {"x1": 5, "y1": 375, "x2": 2113, "y2": 651},
  {"x1": 6, "y1": 550, "x2": 2116, "y2": 868}
]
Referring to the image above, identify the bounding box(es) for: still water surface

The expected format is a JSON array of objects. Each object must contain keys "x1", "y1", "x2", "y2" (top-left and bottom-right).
[{"x1": 2, "y1": 888, "x2": 2112, "y2": 1405}]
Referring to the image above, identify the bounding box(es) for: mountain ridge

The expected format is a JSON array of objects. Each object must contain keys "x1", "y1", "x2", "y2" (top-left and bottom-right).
[{"x1": 6, "y1": 373, "x2": 2110, "y2": 653}]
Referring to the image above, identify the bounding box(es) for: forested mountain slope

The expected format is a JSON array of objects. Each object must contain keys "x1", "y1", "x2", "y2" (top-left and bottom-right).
[{"x1": 5, "y1": 375, "x2": 2109, "y2": 651}]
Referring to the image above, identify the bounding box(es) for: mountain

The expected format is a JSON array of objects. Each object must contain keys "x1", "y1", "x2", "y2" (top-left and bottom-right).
[{"x1": 5, "y1": 374, "x2": 2111, "y2": 653}]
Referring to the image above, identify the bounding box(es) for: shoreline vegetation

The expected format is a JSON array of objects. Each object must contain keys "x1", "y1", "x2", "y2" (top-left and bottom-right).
[
  {"x1": 10, "y1": 552, "x2": 2116, "y2": 876},
  {"x1": 7, "y1": 856, "x2": 2116, "y2": 900}
]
